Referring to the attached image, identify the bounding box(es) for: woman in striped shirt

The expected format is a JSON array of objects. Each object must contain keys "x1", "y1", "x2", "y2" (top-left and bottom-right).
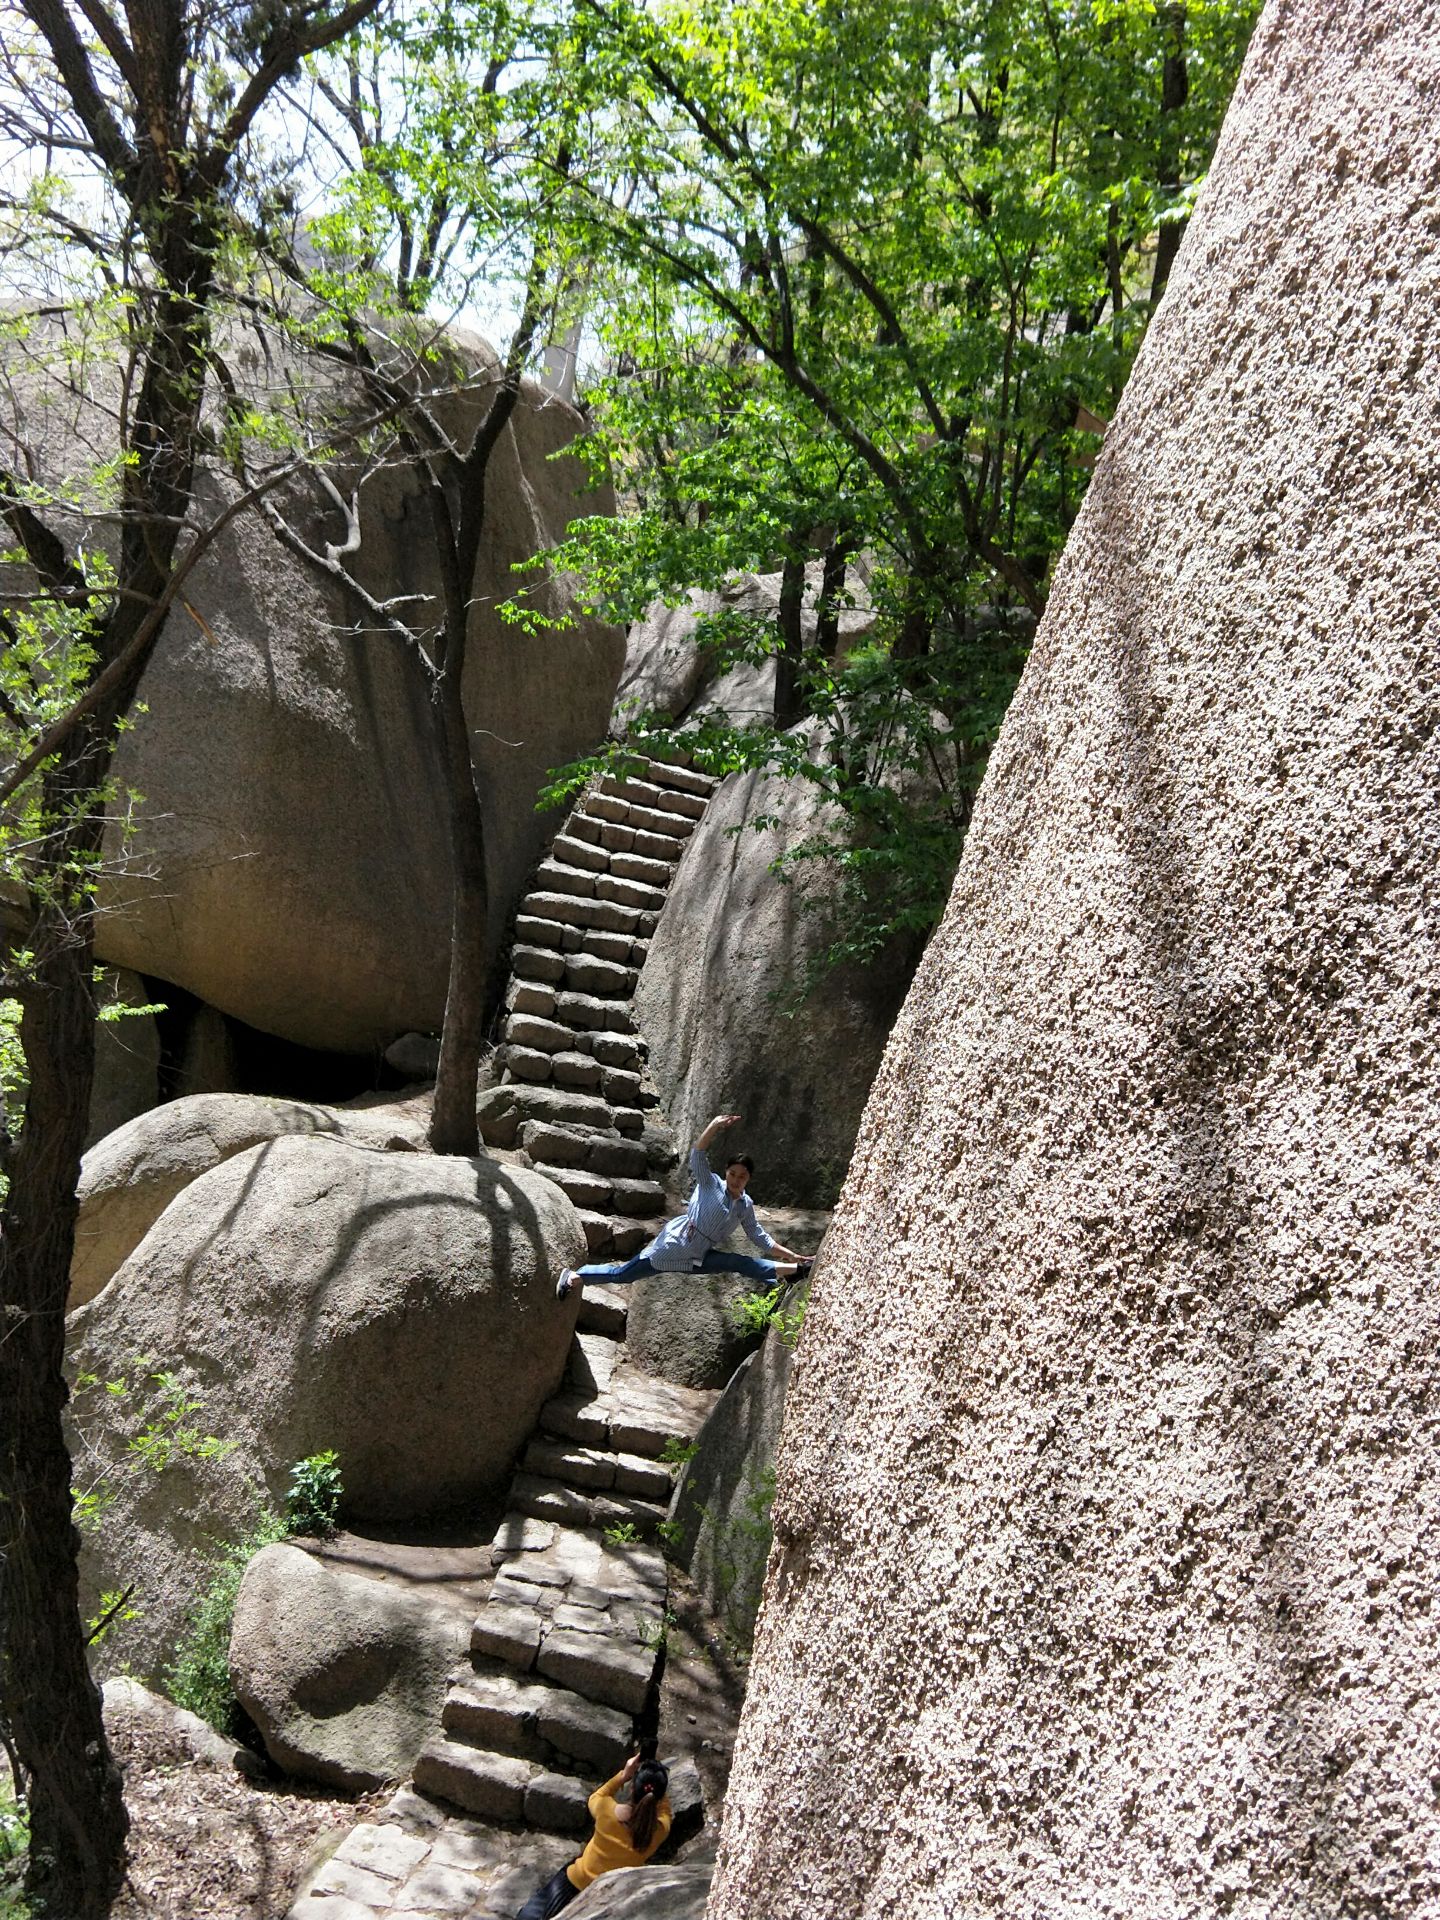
[{"x1": 556, "y1": 1113, "x2": 812, "y2": 1301}]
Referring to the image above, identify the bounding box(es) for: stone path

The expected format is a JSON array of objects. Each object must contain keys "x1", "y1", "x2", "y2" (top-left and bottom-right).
[
  {"x1": 478, "y1": 760, "x2": 718, "y2": 1259},
  {"x1": 288, "y1": 1291, "x2": 718, "y2": 1918}
]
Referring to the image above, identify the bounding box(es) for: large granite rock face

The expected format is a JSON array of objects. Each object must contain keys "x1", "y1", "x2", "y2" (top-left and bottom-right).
[
  {"x1": 70, "y1": 1089, "x2": 431, "y2": 1308},
  {"x1": 2, "y1": 332, "x2": 624, "y2": 1055},
  {"x1": 68, "y1": 1134, "x2": 581, "y2": 1674},
  {"x1": 633, "y1": 757, "x2": 916, "y2": 1205},
  {"x1": 715, "y1": 10, "x2": 1440, "y2": 1919},
  {"x1": 231, "y1": 1543, "x2": 467, "y2": 1791}
]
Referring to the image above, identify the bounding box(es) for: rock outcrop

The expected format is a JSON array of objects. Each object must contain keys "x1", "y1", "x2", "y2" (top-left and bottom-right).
[
  {"x1": 69, "y1": 1135, "x2": 581, "y2": 1673},
  {"x1": 669, "y1": 1306, "x2": 797, "y2": 1645},
  {"x1": 231, "y1": 1543, "x2": 468, "y2": 1791},
  {"x1": 715, "y1": 8, "x2": 1440, "y2": 1918},
  {"x1": 70, "y1": 1089, "x2": 431, "y2": 1307},
  {"x1": 3, "y1": 327, "x2": 623, "y2": 1055},
  {"x1": 633, "y1": 756, "x2": 916, "y2": 1205}
]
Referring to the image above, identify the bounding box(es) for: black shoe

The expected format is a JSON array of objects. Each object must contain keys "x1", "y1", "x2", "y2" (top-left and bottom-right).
[
  {"x1": 791, "y1": 1258, "x2": 814, "y2": 1282},
  {"x1": 556, "y1": 1269, "x2": 578, "y2": 1301}
]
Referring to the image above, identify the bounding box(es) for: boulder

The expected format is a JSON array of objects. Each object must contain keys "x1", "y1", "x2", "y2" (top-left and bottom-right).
[
  {"x1": 715, "y1": 10, "x2": 1440, "y2": 1919},
  {"x1": 70, "y1": 1090, "x2": 432, "y2": 1309},
  {"x1": 670, "y1": 1297, "x2": 800, "y2": 1645},
  {"x1": 5, "y1": 325, "x2": 623, "y2": 1054},
  {"x1": 613, "y1": 590, "x2": 720, "y2": 724},
  {"x1": 68, "y1": 1133, "x2": 582, "y2": 1674},
  {"x1": 101, "y1": 1675, "x2": 264, "y2": 1777},
  {"x1": 566, "y1": 1863, "x2": 713, "y2": 1920},
  {"x1": 230, "y1": 1542, "x2": 467, "y2": 1791},
  {"x1": 623, "y1": 1271, "x2": 761, "y2": 1393},
  {"x1": 633, "y1": 754, "x2": 916, "y2": 1205}
]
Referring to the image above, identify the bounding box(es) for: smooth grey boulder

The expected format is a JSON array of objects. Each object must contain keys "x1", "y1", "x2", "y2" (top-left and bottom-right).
[
  {"x1": 633, "y1": 752, "x2": 916, "y2": 1206},
  {"x1": 566, "y1": 1863, "x2": 712, "y2": 1919},
  {"x1": 623, "y1": 1271, "x2": 760, "y2": 1393},
  {"x1": 715, "y1": 10, "x2": 1440, "y2": 1919},
  {"x1": 3, "y1": 326, "x2": 623, "y2": 1054},
  {"x1": 230, "y1": 1543, "x2": 467, "y2": 1791},
  {"x1": 70, "y1": 1090, "x2": 431, "y2": 1308},
  {"x1": 69, "y1": 1133, "x2": 581, "y2": 1675}
]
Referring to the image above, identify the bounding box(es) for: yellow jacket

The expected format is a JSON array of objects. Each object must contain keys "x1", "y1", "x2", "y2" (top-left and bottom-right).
[{"x1": 566, "y1": 1769, "x2": 673, "y2": 1891}]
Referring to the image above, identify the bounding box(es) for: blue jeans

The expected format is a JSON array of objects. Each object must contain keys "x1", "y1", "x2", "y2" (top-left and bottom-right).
[{"x1": 577, "y1": 1249, "x2": 779, "y2": 1286}]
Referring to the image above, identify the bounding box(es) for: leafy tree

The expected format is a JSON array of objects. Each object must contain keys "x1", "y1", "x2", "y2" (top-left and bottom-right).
[
  {"x1": 0, "y1": 1, "x2": 383, "y2": 1911},
  {"x1": 534, "y1": 0, "x2": 1259, "y2": 974}
]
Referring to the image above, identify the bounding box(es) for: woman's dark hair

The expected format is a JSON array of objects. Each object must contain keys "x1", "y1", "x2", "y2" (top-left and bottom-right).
[
  {"x1": 725, "y1": 1153, "x2": 756, "y2": 1176},
  {"x1": 626, "y1": 1760, "x2": 669, "y2": 1852}
]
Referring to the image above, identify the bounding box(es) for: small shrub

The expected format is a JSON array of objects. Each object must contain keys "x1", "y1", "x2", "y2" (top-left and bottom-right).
[
  {"x1": 285, "y1": 1450, "x2": 343, "y2": 1536},
  {"x1": 603, "y1": 1520, "x2": 641, "y2": 1546},
  {"x1": 165, "y1": 1513, "x2": 288, "y2": 1735},
  {"x1": 657, "y1": 1436, "x2": 699, "y2": 1472},
  {"x1": 729, "y1": 1287, "x2": 807, "y2": 1347}
]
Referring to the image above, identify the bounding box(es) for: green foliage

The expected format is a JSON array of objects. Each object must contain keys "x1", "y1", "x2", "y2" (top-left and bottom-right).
[
  {"x1": 603, "y1": 1520, "x2": 642, "y2": 1546},
  {"x1": 69, "y1": 1365, "x2": 235, "y2": 1546},
  {"x1": 730, "y1": 1287, "x2": 807, "y2": 1349},
  {"x1": 0, "y1": 1781, "x2": 28, "y2": 1918},
  {"x1": 285, "y1": 1451, "x2": 343, "y2": 1537},
  {"x1": 657, "y1": 1435, "x2": 699, "y2": 1472},
  {"x1": 525, "y1": 0, "x2": 1259, "y2": 980},
  {"x1": 164, "y1": 1513, "x2": 290, "y2": 1736}
]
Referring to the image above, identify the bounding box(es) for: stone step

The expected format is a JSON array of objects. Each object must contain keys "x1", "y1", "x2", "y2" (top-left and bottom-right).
[
  {"x1": 606, "y1": 849, "x2": 672, "y2": 889},
  {"x1": 548, "y1": 1167, "x2": 615, "y2": 1212},
  {"x1": 505, "y1": 1015, "x2": 576, "y2": 1055},
  {"x1": 575, "y1": 1213, "x2": 653, "y2": 1258},
  {"x1": 512, "y1": 944, "x2": 566, "y2": 984},
  {"x1": 585, "y1": 792, "x2": 697, "y2": 844},
  {"x1": 515, "y1": 916, "x2": 648, "y2": 971},
  {"x1": 442, "y1": 1667, "x2": 632, "y2": 1775},
  {"x1": 555, "y1": 991, "x2": 635, "y2": 1035},
  {"x1": 608, "y1": 1176, "x2": 666, "y2": 1217},
  {"x1": 613, "y1": 1106, "x2": 644, "y2": 1137},
  {"x1": 519, "y1": 1439, "x2": 672, "y2": 1503},
  {"x1": 600, "y1": 1066, "x2": 645, "y2": 1108},
  {"x1": 508, "y1": 1472, "x2": 667, "y2": 1542},
  {"x1": 506, "y1": 980, "x2": 556, "y2": 1019},
  {"x1": 586, "y1": 814, "x2": 687, "y2": 864},
  {"x1": 592, "y1": 871, "x2": 668, "y2": 914},
  {"x1": 589, "y1": 1030, "x2": 644, "y2": 1070},
  {"x1": 413, "y1": 1738, "x2": 591, "y2": 1833},
  {"x1": 624, "y1": 800, "x2": 698, "y2": 843},
  {"x1": 576, "y1": 1284, "x2": 628, "y2": 1336},
  {"x1": 521, "y1": 889, "x2": 654, "y2": 938},
  {"x1": 563, "y1": 953, "x2": 638, "y2": 998},
  {"x1": 517, "y1": 1122, "x2": 647, "y2": 1179},
  {"x1": 597, "y1": 774, "x2": 706, "y2": 822},
  {"x1": 539, "y1": 1371, "x2": 713, "y2": 1456},
  {"x1": 477, "y1": 1083, "x2": 620, "y2": 1148},
  {"x1": 535, "y1": 859, "x2": 599, "y2": 900},
  {"x1": 644, "y1": 759, "x2": 718, "y2": 797},
  {"x1": 551, "y1": 832, "x2": 609, "y2": 875}
]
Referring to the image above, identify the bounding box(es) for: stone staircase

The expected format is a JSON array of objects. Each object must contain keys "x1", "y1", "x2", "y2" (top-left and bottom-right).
[
  {"x1": 411, "y1": 1287, "x2": 719, "y2": 1833},
  {"x1": 479, "y1": 759, "x2": 718, "y2": 1259}
]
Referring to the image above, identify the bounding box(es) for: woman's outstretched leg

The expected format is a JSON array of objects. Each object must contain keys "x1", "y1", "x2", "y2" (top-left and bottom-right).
[{"x1": 556, "y1": 1254, "x2": 657, "y2": 1300}]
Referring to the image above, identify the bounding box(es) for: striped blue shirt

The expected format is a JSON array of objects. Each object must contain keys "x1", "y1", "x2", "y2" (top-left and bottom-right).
[{"x1": 645, "y1": 1148, "x2": 777, "y2": 1272}]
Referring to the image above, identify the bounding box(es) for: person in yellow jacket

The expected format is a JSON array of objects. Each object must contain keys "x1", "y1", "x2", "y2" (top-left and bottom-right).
[{"x1": 514, "y1": 1752, "x2": 672, "y2": 1918}]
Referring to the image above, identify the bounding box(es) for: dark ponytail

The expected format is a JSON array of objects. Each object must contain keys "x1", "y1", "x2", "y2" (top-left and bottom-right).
[{"x1": 626, "y1": 1761, "x2": 669, "y2": 1853}]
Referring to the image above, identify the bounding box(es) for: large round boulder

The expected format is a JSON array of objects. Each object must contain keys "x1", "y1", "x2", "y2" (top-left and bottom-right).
[
  {"x1": 68, "y1": 1134, "x2": 582, "y2": 1675},
  {"x1": 230, "y1": 1542, "x2": 468, "y2": 1791},
  {"x1": 567, "y1": 1864, "x2": 712, "y2": 1919},
  {"x1": 4, "y1": 325, "x2": 623, "y2": 1054},
  {"x1": 70, "y1": 1090, "x2": 432, "y2": 1309},
  {"x1": 632, "y1": 756, "x2": 916, "y2": 1206},
  {"x1": 623, "y1": 1272, "x2": 758, "y2": 1392}
]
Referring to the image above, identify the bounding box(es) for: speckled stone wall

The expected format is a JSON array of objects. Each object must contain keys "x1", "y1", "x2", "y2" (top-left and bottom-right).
[{"x1": 710, "y1": 5, "x2": 1440, "y2": 1917}]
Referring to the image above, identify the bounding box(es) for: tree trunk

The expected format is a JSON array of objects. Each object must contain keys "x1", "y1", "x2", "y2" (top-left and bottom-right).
[
  {"x1": 774, "y1": 546, "x2": 808, "y2": 729},
  {"x1": 0, "y1": 738, "x2": 128, "y2": 1920},
  {"x1": 427, "y1": 621, "x2": 488, "y2": 1158},
  {"x1": 1151, "y1": 4, "x2": 1191, "y2": 308}
]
